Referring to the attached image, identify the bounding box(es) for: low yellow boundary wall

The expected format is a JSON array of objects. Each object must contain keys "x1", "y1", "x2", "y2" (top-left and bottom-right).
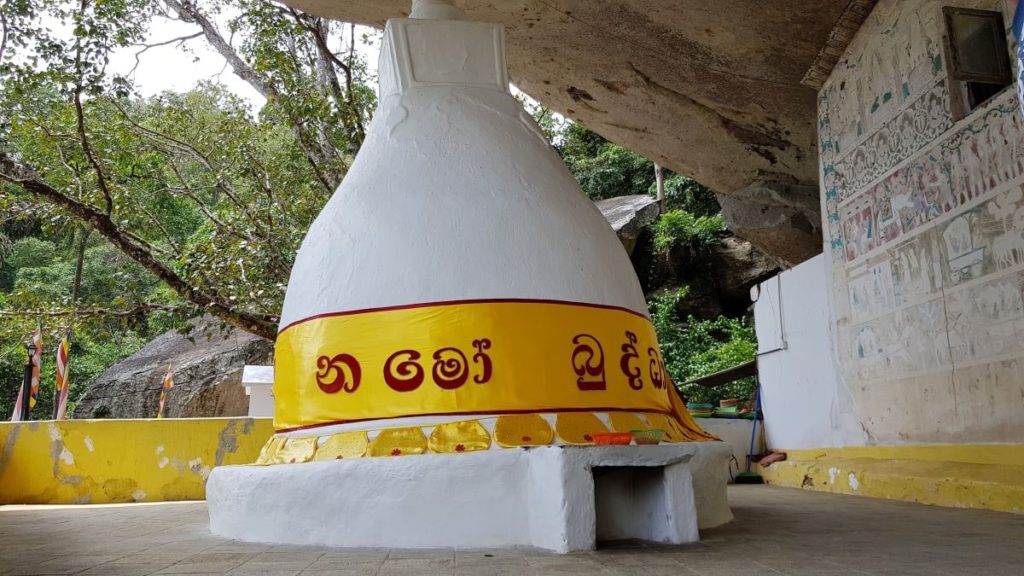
[
  {"x1": 758, "y1": 445, "x2": 1024, "y2": 514},
  {"x1": 0, "y1": 418, "x2": 273, "y2": 505}
]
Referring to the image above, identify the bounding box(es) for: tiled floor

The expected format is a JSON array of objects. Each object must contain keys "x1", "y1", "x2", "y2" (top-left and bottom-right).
[{"x1": 2, "y1": 486, "x2": 1023, "y2": 575}]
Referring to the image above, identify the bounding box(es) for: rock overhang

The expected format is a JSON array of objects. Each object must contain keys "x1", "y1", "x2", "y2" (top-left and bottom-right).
[{"x1": 282, "y1": 0, "x2": 868, "y2": 264}]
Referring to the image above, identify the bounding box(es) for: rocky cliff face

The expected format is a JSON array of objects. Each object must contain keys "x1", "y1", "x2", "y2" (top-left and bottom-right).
[
  {"x1": 597, "y1": 194, "x2": 780, "y2": 318},
  {"x1": 633, "y1": 230, "x2": 780, "y2": 320},
  {"x1": 594, "y1": 194, "x2": 660, "y2": 256},
  {"x1": 73, "y1": 317, "x2": 272, "y2": 419}
]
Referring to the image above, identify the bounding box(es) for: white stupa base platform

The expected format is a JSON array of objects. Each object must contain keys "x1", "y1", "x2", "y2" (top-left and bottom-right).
[{"x1": 207, "y1": 443, "x2": 732, "y2": 553}]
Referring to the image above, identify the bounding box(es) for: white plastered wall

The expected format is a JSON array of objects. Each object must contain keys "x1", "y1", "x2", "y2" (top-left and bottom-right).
[{"x1": 753, "y1": 254, "x2": 867, "y2": 449}]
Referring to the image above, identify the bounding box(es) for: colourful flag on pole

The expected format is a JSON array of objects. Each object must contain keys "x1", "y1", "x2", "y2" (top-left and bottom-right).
[
  {"x1": 156, "y1": 364, "x2": 174, "y2": 418},
  {"x1": 10, "y1": 388, "x2": 24, "y2": 421},
  {"x1": 55, "y1": 335, "x2": 71, "y2": 420},
  {"x1": 28, "y1": 324, "x2": 42, "y2": 413},
  {"x1": 12, "y1": 324, "x2": 43, "y2": 421}
]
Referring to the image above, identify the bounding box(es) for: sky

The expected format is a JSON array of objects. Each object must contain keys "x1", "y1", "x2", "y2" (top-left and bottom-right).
[
  {"x1": 102, "y1": 11, "x2": 555, "y2": 130},
  {"x1": 29, "y1": 3, "x2": 553, "y2": 124},
  {"x1": 108, "y1": 15, "x2": 382, "y2": 112}
]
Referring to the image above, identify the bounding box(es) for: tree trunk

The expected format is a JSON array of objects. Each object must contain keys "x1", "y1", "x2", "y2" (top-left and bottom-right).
[
  {"x1": 71, "y1": 225, "x2": 91, "y2": 304},
  {"x1": 654, "y1": 163, "x2": 666, "y2": 213}
]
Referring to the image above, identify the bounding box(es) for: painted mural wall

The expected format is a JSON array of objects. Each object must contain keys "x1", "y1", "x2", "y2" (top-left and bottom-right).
[{"x1": 820, "y1": 0, "x2": 1024, "y2": 443}]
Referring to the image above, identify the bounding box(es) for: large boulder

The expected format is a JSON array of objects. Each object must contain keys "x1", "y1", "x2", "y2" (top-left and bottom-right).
[
  {"x1": 710, "y1": 236, "x2": 784, "y2": 306},
  {"x1": 595, "y1": 194, "x2": 660, "y2": 255},
  {"x1": 717, "y1": 181, "x2": 823, "y2": 266},
  {"x1": 73, "y1": 317, "x2": 273, "y2": 419},
  {"x1": 634, "y1": 228, "x2": 781, "y2": 319}
]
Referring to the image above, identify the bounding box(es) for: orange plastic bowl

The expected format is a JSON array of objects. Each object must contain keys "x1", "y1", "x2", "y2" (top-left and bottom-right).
[{"x1": 592, "y1": 432, "x2": 633, "y2": 446}]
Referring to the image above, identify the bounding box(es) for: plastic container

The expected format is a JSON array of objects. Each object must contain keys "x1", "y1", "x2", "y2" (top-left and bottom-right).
[
  {"x1": 592, "y1": 432, "x2": 633, "y2": 445},
  {"x1": 630, "y1": 429, "x2": 665, "y2": 445}
]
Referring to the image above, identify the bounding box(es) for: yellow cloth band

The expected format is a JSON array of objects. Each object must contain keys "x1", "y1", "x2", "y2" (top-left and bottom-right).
[{"x1": 273, "y1": 299, "x2": 676, "y2": 431}]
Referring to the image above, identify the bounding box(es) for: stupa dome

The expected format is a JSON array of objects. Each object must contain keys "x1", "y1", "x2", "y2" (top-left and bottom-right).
[{"x1": 263, "y1": 11, "x2": 714, "y2": 457}]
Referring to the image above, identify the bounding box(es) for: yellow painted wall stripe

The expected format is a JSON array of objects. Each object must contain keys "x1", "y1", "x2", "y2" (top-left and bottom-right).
[
  {"x1": 777, "y1": 445, "x2": 1024, "y2": 466},
  {"x1": 0, "y1": 418, "x2": 273, "y2": 505},
  {"x1": 759, "y1": 445, "x2": 1024, "y2": 514}
]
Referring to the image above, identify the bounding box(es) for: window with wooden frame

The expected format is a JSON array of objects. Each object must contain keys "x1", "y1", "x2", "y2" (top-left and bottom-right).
[{"x1": 942, "y1": 6, "x2": 1013, "y2": 120}]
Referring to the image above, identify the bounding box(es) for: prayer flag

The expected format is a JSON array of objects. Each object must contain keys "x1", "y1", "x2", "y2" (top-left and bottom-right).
[
  {"x1": 28, "y1": 324, "x2": 42, "y2": 413},
  {"x1": 55, "y1": 335, "x2": 71, "y2": 420},
  {"x1": 12, "y1": 324, "x2": 43, "y2": 421},
  {"x1": 156, "y1": 364, "x2": 174, "y2": 418}
]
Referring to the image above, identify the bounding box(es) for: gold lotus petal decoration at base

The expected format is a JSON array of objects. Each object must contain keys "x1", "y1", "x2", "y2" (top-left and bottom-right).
[
  {"x1": 608, "y1": 412, "x2": 648, "y2": 434},
  {"x1": 256, "y1": 405, "x2": 716, "y2": 465},
  {"x1": 555, "y1": 412, "x2": 608, "y2": 445},
  {"x1": 315, "y1": 432, "x2": 369, "y2": 461},
  {"x1": 493, "y1": 414, "x2": 554, "y2": 447},
  {"x1": 273, "y1": 436, "x2": 317, "y2": 464},
  {"x1": 255, "y1": 436, "x2": 286, "y2": 465},
  {"x1": 367, "y1": 427, "x2": 428, "y2": 457},
  {"x1": 428, "y1": 420, "x2": 491, "y2": 454}
]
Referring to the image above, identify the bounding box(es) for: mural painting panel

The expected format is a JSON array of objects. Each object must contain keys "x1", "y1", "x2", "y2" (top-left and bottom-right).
[
  {"x1": 937, "y1": 185, "x2": 1024, "y2": 287},
  {"x1": 841, "y1": 193, "x2": 877, "y2": 262},
  {"x1": 822, "y1": 0, "x2": 945, "y2": 162},
  {"x1": 848, "y1": 258, "x2": 896, "y2": 324},
  {"x1": 945, "y1": 272, "x2": 1024, "y2": 365},
  {"x1": 851, "y1": 297, "x2": 950, "y2": 382},
  {"x1": 889, "y1": 231, "x2": 943, "y2": 306},
  {"x1": 834, "y1": 83, "x2": 951, "y2": 200},
  {"x1": 944, "y1": 102, "x2": 1024, "y2": 207}
]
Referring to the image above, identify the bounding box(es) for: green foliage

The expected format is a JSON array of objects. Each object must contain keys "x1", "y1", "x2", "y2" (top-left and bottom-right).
[
  {"x1": 556, "y1": 122, "x2": 653, "y2": 199},
  {"x1": 655, "y1": 174, "x2": 720, "y2": 216},
  {"x1": 0, "y1": 232, "x2": 162, "y2": 419},
  {"x1": 652, "y1": 210, "x2": 725, "y2": 255},
  {"x1": 5, "y1": 238, "x2": 56, "y2": 269},
  {"x1": 10, "y1": 243, "x2": 157, "y2": 307},
  {"x1": 649, "y1": 289, "x2": 757, "y2": 405},
  {"x1": 554, "y1": 123, "x2": 721, "y2": 218},
  {"x1": 231, "y1": 0, "x2": 375, "y2": 160},
  {"x1": 557, "y1": 122, "x2": 607, "y2": 162},
  {"x1": 566, "y1": 142, "x2": 654, "y2": 200}
]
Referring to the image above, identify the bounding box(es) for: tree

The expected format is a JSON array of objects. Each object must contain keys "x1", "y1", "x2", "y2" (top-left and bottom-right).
[
  {"x1": 649, "y1": 288, "x2": 757, "y2": 405},
  {"x1": 0, "y1": 0, "x2": 376, "y2": 341},
  {"x1": 554, "y1": 122, "x2": 720, "y2": 215}
]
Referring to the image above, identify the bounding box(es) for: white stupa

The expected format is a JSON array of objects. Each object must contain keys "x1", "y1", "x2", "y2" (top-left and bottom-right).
[{"x1": 207, "y1": 0, "x2": 731, "y2": 552}]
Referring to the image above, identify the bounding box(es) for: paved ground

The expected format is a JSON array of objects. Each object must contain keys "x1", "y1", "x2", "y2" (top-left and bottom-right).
[{"x1": 2, "y1": 486, "x2": 1023, "y2": 575}]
